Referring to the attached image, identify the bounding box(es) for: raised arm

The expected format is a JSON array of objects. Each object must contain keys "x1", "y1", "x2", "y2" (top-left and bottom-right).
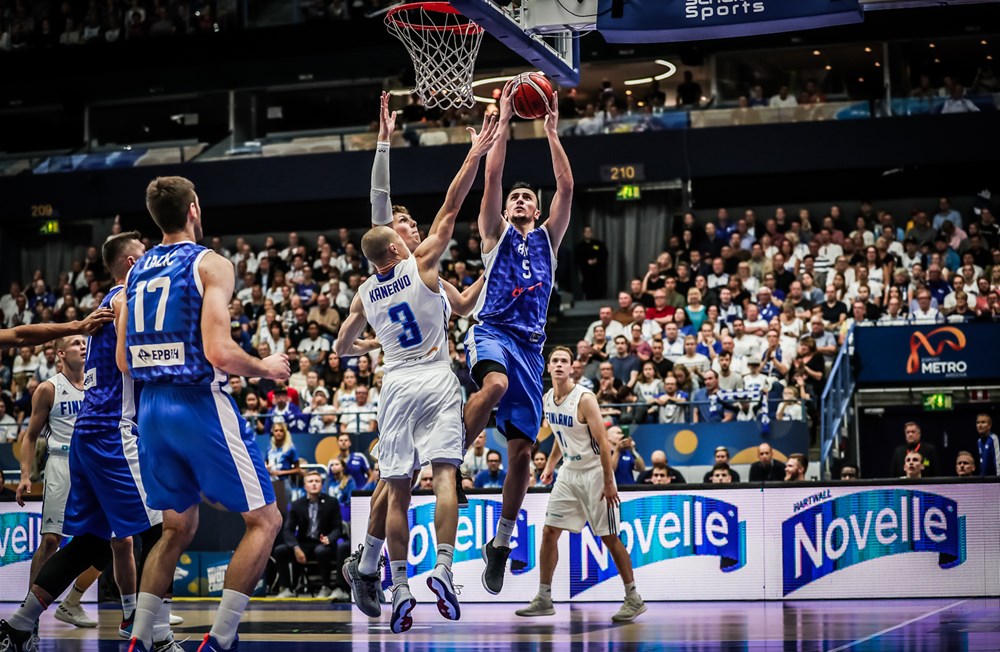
[
  {"x1": 15, "y1": 381, "x2": 53, "y2": 506},
  {"x1": 414, "y1": 113, "x2": 499, "y2": 282},
  {"x1": 1, "y1": 308, "x2": 113, "y2": 347},
  {"x1": 439, "y1": 276, "x2": 485, "y2": 317},
  {"x1": 371, "y1": 91, "x2": 396, "y2": 227},
  {"x1": 333, "y1": 295, "x2": 377, "y2": 357},
  {"x1": 479, "y1": 81, "x2": 516, "y2": 252},
  {"x1": 541, "y1": 92, "x2": 574, "y2": 251},
  {"x1": 200, "y1": 252, "x2": 290, "y2": 379},
  {"x1": 580, "y1": 393, "x2": 619, "y2": 507}
]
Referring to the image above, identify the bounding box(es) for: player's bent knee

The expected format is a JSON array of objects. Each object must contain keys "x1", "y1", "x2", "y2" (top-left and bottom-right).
[
  {"x1": 542, "y1": 525, "x2": 563, "y2": 541},
  {"x1": 110, "y1": 536, "x2": 133, "y2": 552},
  {"x1": 39, "y1": 533, "x2": 61, "y2": 552}
]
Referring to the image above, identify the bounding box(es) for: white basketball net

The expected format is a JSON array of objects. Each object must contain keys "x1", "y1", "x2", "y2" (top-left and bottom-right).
[{"x1": 386, "y1": 3, "x2": 484, "y2": 110}]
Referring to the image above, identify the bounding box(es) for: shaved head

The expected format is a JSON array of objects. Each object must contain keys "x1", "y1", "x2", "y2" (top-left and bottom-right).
[{"x1": 361, "y1": 225, "x2": 408, "y2": 268}]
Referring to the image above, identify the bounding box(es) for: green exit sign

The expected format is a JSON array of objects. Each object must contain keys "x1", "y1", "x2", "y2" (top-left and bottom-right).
[
  {"x1": 922, "y1": 392, "x2": 953, "y2": 411},
  {"x1": 616, "y1": 184, "x2": 641, "y2": 201},
  {"x1": 38, "y1": 220, "x2": 60, "y2": 235}
]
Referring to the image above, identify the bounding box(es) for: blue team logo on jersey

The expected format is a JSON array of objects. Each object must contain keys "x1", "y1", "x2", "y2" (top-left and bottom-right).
[
  {"x1": 568, "y1": 494, "x2": 746, "y2": 597},
  {"x1": 782, "y1": 489, "x2": 966, "y2": 596},
  {"x1": 0, "y1": 513, "x2": 43, "y2": 567},
  {"x1": 402, "y1": 499, "x2": 536, "y2": 579}
]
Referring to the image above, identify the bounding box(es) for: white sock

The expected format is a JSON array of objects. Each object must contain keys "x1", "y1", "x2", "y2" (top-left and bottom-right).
[
  {"x1": 132, "y1": 592, "x2": 162, "y2": 647},
  {"x1": 624, "y1": 581, "x2": 637, "y2": 597},
  {"x1": 494, "y1": 517, "x2": 516, "y2": 548},
  {"x1": 435, "y1": 544, "x2": 455, "y2": 571},
  {"x1": 538, "y1": 584, "x2": 552, "y2": 600},
  {"x1": 64, "y1": 583, "x2": 87, "y2": 608},
  {"x1": 152, "y1": 597, "x2": 172, "y2": 642},
  {"x1": 389, "y1": 560, "x2": 408, "y2": 589},
  {"x1": 121, "y1": 593, "x2": 137, "y2": 619},
  {"x1": 359, "y1": 534, "x2": 384, "y2": 576},
  {"x1": 9, "y1": 592, "x2": 46, "y2": 632},
  {"x1": 209, "y1": 589, "x2": 249, "y2": 650}
]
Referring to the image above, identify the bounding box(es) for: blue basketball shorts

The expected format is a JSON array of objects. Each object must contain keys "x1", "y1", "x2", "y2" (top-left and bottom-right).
[
  {"x1": 63, "y1": 427, "x2": 163, "y2": 540},
  {"x1": 464, "y1": 322, "x2": 544, "y2": 442},
  {"x1": 138, "y1": 384, "x2": 275, "y2": 514}
]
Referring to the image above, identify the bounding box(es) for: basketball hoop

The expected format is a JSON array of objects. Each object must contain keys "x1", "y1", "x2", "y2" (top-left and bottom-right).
[{"x1": 386, "y1": 2, "x2": 484, "y2": 110}]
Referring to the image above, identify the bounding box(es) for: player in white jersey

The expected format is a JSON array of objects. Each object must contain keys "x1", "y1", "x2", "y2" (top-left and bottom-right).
[
  {"x1": 15, "y1": 336, "x2": 135, "y2": 632},
  {"x1": 515, "y1": 346, "x2": 646, "y2": 622},
  {"x1": 335, "y1": 111, "x2": 499, "y2": 633},
  {"x1": 342, "y1": 92, "x2": 486, "y2": 619}
]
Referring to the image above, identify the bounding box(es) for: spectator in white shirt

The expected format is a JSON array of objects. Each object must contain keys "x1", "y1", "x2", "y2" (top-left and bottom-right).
[
  {"x1": 707, "y1": 258, "x2": 729, "y2": 289},
  {"x1": 34, "y1": 345, "x2": 59, "y2": 382},
  {"x1": 12, "y1": 346, "x2": 40, "y2": 379},
  {"x1": 730, "y1": 319, "x2": 763, "y2": 364},
  {"x1": 742, "y1": 303, "x2": 769, "y2": 337},
  {"x1": 0, "y1": 402, "x2": 18, "y2": 442},
  {"x1": 878, "y1": 296, "x2": 907, "y2": 325},
  {"x1": 585, "y1": 306, "x2": 626, "y2": 344},
  {"x1": 662, "y1": 322, "x2": 685, "y2": 361},
  {"x1": 769, "y1": 86, "x2": 798, "y2": 108},
  {"x1": 909, "y1": 289, "x2": 944, "y2": 324},
  {"x1": 339, "y1": 385, "x2": 377, "y2": 434},
  {"x1": 5, "y1": 295, "x2": 33, "y2": 328},
  {"x1": 298, "y1": 321, "x2": 331, "y2": 366}
]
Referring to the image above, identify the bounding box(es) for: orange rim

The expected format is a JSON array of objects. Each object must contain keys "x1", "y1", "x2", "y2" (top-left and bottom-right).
[{"x1": 385, "y1": 2, "x2": 484, "y2": 34}]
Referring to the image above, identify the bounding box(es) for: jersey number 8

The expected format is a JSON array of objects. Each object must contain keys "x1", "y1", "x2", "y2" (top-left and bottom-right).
[{"x1": 388, "y1": 303, "x2": 423, "y2": 348}]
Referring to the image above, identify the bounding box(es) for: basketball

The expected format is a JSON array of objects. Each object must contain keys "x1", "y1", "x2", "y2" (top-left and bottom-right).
[{"x1": 511, "y1": 72, "x2": 555, "y2": 120}]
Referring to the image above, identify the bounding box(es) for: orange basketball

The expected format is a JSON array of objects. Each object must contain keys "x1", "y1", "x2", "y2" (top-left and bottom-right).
[{"x1": 511, "y1": 72, "x2": 555, "y2": 120}]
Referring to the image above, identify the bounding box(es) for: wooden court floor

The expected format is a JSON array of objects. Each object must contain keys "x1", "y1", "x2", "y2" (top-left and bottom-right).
[{"x1": 11, "y1": 597, "x2": 1000, "y2": 651}]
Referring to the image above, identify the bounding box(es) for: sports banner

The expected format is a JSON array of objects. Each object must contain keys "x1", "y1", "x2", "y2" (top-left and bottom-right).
[
  {"x1": 854, "y1": 323, "x2": 1000, "y2": 384},
  {"x1": 351, "y1": 480, "x2": 1000, "y2": 602},
  {"x1": 597, "y1": 0, "x2": 863, "y2": 43},
  {"x1": 0, "y1": 502, "x2": 98, "y2": 602}
]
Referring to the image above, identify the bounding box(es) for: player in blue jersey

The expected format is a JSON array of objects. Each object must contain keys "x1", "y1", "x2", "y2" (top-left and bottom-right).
[
  {"x1": 1, "y1": 232, "x2": 184, "y2": 652},
  {"x1": 463, "y1": 80, "x2": 574, "y2": 595},
  {"x1": 118, "y1": 177, "x2": 290, "y2": 652}
]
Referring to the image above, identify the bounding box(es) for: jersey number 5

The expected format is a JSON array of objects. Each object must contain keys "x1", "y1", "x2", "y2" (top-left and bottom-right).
[
  {"x1": 133, "y1": 278, "x2": 171, "y2": 333},
  {"x1": 388, "y1": 303, "x2": 423, "y2": 348}
]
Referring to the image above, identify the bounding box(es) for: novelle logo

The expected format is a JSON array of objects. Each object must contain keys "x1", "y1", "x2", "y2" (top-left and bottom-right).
[
  {"x1": 906, "y1": 327, "x2": 967, "y2": 376},
  {"x1": 403, "y1": 499, "x2": 535, "y2": 578},
  {"x1": 568, "y1": 495, "x2": 746, "y2": 598},
  {"x1": 685, "y1": 0, "x2": 765, "y2": 22},
  {"x1": 0, "y1": 513, "x2": 43, "y2": 567},
  {"x1": 782, "y1": 489, "x2": 966, "y2": 596}
]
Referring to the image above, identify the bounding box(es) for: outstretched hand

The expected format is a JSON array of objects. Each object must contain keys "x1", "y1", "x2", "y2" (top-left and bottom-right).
[
  {"x1": 498, "y1": 78, "x2": 517, "y2": 122},
  {"x1": 467, "y1": 112, "x2": 500, "y2": 158},
  {"x1": 378, "y1": 91, "x2": 397, "y2": 141},
  {"x1": 544, "y1": 89, "x2": 559, "y2": 134},
  {"x1": 79, "y1": 308, "x2": 115, "y2": 335}
]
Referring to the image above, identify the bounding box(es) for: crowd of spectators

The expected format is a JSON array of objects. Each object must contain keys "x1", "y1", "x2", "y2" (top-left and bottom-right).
[
  {"x1": 0, "y1": 0, "x2": 228, "y2": 50},
  {"x1": 1, "y1": 195, "x2": 996, "y2": 498},
  {"x1": 572, "y1": 196, "x2": 1000, "y2": 430}
]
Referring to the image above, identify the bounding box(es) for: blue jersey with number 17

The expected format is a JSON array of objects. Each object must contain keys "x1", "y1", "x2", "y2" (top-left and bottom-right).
[
  {"x1": 125, "y1": 241, "x2": 226, "y2": 386},
  {"x1": 473, "y1": 224, "x2": 556, "y2": 343}
]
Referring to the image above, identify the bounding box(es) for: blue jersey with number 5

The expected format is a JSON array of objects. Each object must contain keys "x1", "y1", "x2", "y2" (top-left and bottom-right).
[
  {"x1": 359, "y1": 255, "x2": 450, "y2": 372},
  {"x1": 472, "y1": 224, "x2": 555, "y2": 343},
  {"x1": 125, "y1": 241, "x2": 224, "y2": 386}
]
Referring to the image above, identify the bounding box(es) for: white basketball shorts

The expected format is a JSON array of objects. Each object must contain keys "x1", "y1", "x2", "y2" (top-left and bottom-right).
[
  {"x1": 544, "y1": 464, "x2": 620, "y2": 537},
  {"x1": 41, "y1": 454, "x2": 71, "y2": 536},
  {"x1": 376, "y1": 361, "x2": 463, "y2": 480}
]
